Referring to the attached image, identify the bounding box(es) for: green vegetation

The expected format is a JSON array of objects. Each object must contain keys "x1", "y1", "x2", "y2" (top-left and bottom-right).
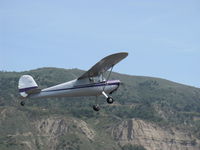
[{"x1": 0, "y1": 67, "x2": 200, "y2": 149}]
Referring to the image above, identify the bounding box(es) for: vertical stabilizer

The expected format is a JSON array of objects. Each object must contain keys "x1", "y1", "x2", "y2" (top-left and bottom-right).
[{"x1": 18, "y1": 75, "x2": 38, "y2": 97}]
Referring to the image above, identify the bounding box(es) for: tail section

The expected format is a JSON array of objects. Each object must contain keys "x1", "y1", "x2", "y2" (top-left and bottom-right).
[{"x1": 18, "y1": 75, "x2": 40, "y2": 98}]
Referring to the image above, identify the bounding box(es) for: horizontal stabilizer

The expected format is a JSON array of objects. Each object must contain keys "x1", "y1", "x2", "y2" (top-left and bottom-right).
[{"x1": 26, "y1": 88, "x2": 41, "y2": 94}]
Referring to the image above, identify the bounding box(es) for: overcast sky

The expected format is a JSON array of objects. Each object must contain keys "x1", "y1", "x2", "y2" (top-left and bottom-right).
[{"x1": 0, "y1": 0, "x2": 199, "y2": 87}]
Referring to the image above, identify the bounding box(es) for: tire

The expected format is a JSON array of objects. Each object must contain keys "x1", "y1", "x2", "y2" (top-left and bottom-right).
[
  {"x1": 93, "y1": 105, "x2": 100, "y2": 111},
  {"x1": 20, "y1": 101, "x2": 25, "y2": 106},
  {"x1": 107, "y1": 97, "x2": 114, "y2": 104}
]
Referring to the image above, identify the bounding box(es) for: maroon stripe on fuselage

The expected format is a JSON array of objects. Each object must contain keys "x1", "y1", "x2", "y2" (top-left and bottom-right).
[
  {"x1": 19, "y1": 86, "x2": 38, "y2": 92},
  {"x1": 43, "y1": 80, "x2": 120, "y2": 92}
]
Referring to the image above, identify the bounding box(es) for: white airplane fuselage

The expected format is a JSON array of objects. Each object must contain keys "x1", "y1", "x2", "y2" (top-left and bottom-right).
[
  {"x1": 28, "y1": 79, "x2": 120, "y2": 99},
  {"x1": 18, "y1": 52, "x2": 128, "y2": 111}
]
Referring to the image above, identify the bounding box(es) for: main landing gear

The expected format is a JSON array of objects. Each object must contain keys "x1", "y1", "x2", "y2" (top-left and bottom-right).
[
  {"x1": 106, "y1": 97, "x2": 114, "y2": 104},
  {"x1": 93, "y1": 104, "x2": 100, "y2": 111},
  {"x1": 20, "y1": 101, "x2": 25, "y2": 106},
  {"x1": 102, "y1": 91, "x2": 114, "y2": 104},
  {"x1": 92, "y1": 91, "x2": 114, "y2": 111}
]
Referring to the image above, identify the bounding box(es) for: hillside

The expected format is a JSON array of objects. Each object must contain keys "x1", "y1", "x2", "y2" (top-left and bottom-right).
[{"x1": 0, "y1": 67, "x2": 200, "y2": 150}]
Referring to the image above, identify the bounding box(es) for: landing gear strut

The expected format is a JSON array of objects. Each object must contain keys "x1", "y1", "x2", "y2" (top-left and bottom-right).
[
  {"x1": 102, "y1": 91, "x2": 114, "y2": 104},
  {"x1": 93, "y1": 96, "x2": 100, "y2": 111},
  {"x1": 92, "y1": 92, "x2": 115, "y2": 111}
]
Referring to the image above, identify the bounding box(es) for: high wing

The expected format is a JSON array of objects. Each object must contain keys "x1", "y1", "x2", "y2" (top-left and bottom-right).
[{"x1": 78, "y1": 52, "x2": 128, "y2": 80}]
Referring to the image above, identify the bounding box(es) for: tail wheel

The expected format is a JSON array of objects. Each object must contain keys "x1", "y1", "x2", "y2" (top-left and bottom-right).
[
  {"x1": 20, "y1": 101, "x2": 25, "y2": 106},
  {"x1": 93, "y1": 105, "x2": 100, "y2": 111},
  {"x1": 107, "y1": 97, "x2": 114, "y2": 104}
]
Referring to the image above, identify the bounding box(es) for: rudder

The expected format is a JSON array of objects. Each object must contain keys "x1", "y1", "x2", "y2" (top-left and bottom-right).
[{"x1": 18, "y1": 75, "x2": 39, "y2": 97}]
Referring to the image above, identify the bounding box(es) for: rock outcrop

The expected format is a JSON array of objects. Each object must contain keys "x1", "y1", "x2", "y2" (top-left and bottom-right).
[
  {"x1": 34, "y1": 117, "x2": 95, "y2": 150},
  {"x1": 1, "y1": 107, "x2": 200, "y2": 150},
  {"x1": 111, "y1": 118, "x2": 200, "y2": 150}
]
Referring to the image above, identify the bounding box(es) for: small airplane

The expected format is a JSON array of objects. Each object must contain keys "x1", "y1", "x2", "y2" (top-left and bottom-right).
[{"x1": 18, "y1": 52, "x2": 128, "y2": 111}]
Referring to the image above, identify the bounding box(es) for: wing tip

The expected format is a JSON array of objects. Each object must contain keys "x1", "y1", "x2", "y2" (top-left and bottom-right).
[
  {"x1": 113, "y1": 52, "x2": 128, "y2": 56},
  {"x1": 111, "y1": 52, "x2": 129, "y2": 59}
]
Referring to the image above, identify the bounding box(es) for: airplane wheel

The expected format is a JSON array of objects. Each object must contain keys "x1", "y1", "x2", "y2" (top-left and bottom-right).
[
  {"x1": 93, "y1": 105, "x2": 100, "y2": 111},
  {"x1": 20, "y1": 101, "x2": 25, "y2": 106},
  {"x1": 107, "y1": 97, "x2": 114, "y2": 104}
]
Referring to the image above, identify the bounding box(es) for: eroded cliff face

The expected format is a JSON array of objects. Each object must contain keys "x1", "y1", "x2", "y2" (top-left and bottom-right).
[
  {"x1": 111, "y1": 118, "x2": 200, "y2": 150},
  {"x1": 33, "y1": 117, "x2": 95, "y2": 150},
  {"x1": 0, "y1": 108, "x2": 96, "y2": 150},
  {"x1": 1, "y1": 107, "x2": 200, "y2": 150}
]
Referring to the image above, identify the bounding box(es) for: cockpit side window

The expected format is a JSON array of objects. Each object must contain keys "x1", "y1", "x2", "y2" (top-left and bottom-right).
[{"x1": 89, "y1": 75, "x2": 106, "y2": 83}]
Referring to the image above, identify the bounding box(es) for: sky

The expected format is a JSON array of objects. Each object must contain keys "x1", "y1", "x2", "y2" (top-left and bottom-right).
[{"x1": 0, "y1": 0, "x2": 200, "y2": 87}]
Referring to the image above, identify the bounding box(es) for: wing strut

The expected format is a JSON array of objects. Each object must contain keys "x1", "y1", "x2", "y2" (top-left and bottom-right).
[
  {"x1": 103, "y1": 65, "x2": 113, "y2": 91},
  {"x1": 93, "y1": 65, "x2": 115, "y2": 111}
]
